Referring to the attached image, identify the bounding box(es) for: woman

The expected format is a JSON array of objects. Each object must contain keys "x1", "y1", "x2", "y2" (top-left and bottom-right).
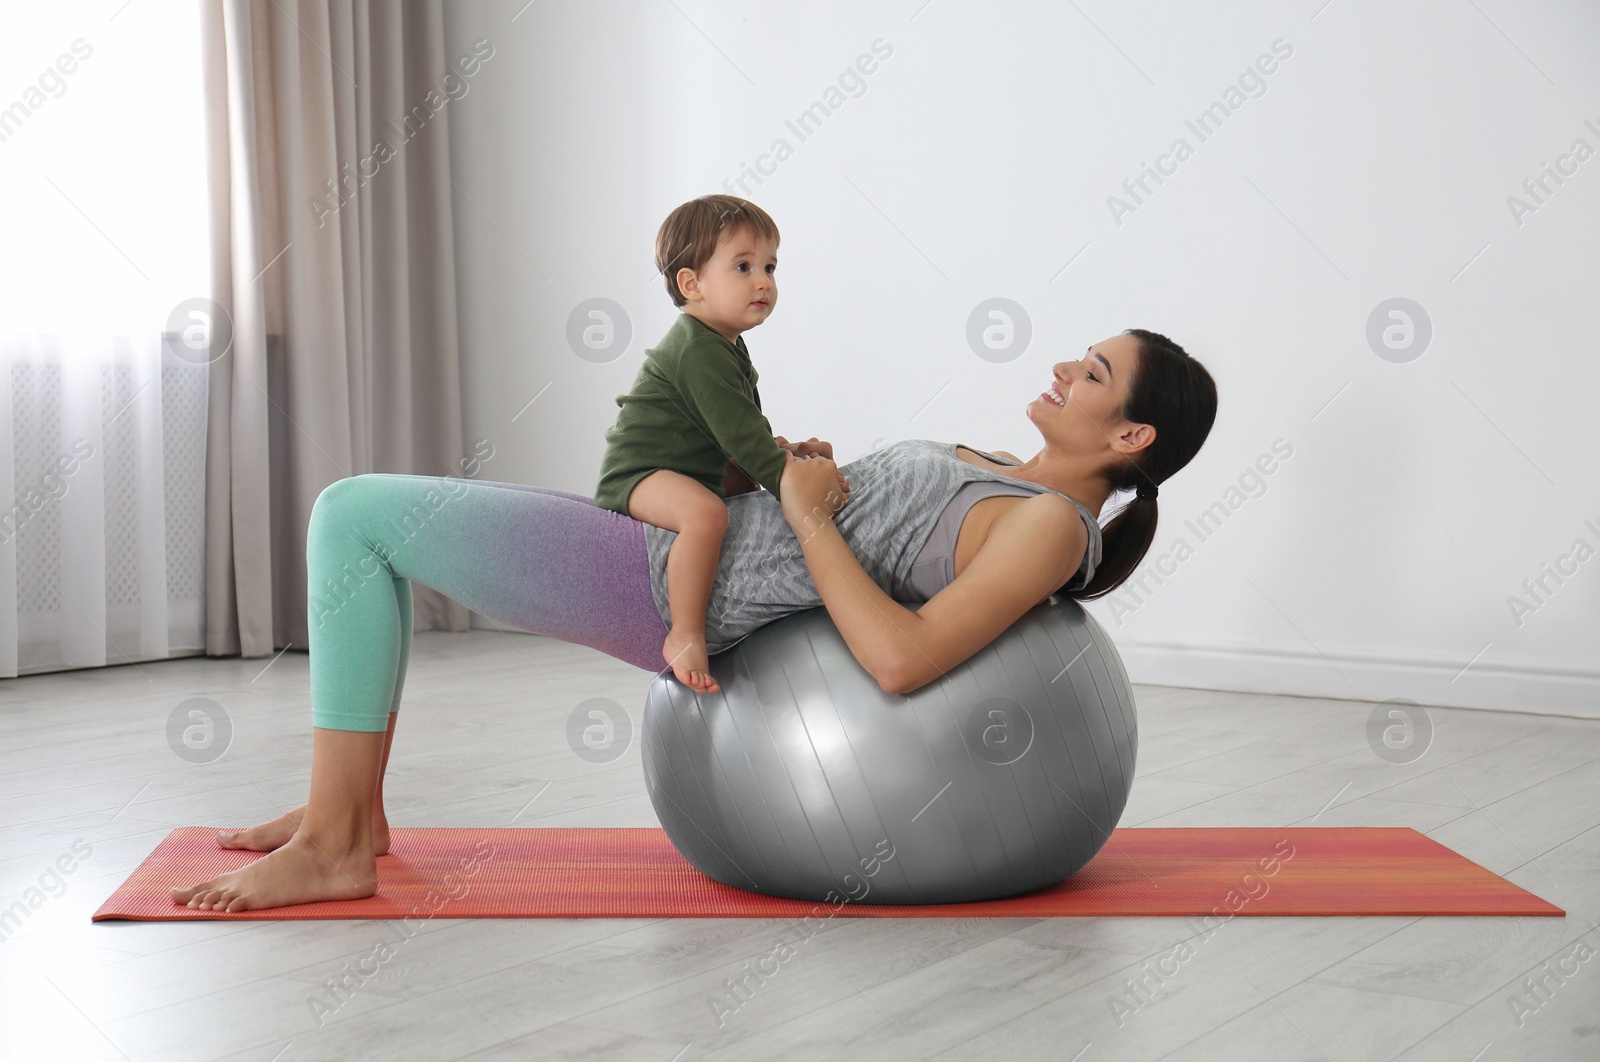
[{"x1": 173, "y1": 328, "x2": 1217, "y2": 912}]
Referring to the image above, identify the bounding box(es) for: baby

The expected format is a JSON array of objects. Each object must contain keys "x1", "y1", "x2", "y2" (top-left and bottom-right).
[{"x1": 594, "y1": 195, "x2": 847, "y2": 692}]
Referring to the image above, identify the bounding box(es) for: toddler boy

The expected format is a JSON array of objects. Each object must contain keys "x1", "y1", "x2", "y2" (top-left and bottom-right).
[{"x1": 594, "y1": 195, "x2": 845, "y2": 691}]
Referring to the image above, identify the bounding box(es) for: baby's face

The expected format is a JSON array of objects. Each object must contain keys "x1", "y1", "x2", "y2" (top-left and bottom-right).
[{"x1": 685, "y1": 226, "x2": 778, "y2": 335}]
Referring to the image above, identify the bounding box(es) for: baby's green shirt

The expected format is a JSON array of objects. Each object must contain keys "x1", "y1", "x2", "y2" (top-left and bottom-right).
[{"x1": 593, "y1": 313, "x2": 788, "y2": 515}]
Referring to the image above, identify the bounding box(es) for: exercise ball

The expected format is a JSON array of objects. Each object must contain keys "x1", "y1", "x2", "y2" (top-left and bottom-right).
[{"x1": 640, "y1": 597, "x2": 1138, "y2": 905}]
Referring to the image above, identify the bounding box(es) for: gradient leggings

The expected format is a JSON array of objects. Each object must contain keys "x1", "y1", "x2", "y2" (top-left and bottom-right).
[{"x1": 306, "y1": 474, "x2": 669, "y2": 732}]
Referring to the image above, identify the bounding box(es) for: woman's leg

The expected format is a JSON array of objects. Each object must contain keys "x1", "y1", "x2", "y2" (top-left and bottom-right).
[
  {"x1": 216, "y1": 709, "x2": 403, "y2": 856},
  {"x1": 173, "y1": 474, "x2": 668, "y2": 911},
  {"x1": 218, "y1": 569, "x2": 412, "y2": 857}
]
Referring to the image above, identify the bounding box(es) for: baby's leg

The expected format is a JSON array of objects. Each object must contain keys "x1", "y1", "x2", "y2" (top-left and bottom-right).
[{"x1": 627, "y1": 470, "x2": 728, "y2": 693}]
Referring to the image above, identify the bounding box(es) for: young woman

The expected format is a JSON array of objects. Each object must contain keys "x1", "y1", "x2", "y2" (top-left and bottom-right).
[{"x1": 173, "y1": 328, "x2": 1217, "y2": 912}]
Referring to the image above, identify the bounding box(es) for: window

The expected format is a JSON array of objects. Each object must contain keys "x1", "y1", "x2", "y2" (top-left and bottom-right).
[{"x1": 0, "y1": 2, "x2": 208, "y2": 338}]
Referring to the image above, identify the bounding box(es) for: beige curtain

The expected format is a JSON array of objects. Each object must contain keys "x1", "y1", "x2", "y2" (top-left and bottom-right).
[{"x1": 199, "y1": 0, "x2": 469, "y2": 658}]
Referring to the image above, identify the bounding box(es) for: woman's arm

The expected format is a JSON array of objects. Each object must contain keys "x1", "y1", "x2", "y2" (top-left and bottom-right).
[
  {"x1": 889, "y1": 495, "x2": 1086, "y2": 691},
  {"x1": 781, "y1": 460, "x2": 1086, "y2": 694}
]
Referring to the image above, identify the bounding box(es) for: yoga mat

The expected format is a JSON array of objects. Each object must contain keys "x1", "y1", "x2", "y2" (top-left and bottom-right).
[{"x1": 92, "y1": 826, "x2": 1564, "y2": 922}]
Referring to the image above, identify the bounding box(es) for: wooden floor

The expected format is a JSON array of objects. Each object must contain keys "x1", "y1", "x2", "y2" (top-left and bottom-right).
[{"x1": 1, "y1": 630, "x2": 1595, "y2": 1062}]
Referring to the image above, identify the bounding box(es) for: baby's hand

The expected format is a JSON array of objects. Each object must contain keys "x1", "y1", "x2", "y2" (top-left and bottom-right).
[
  {"x1": 796, "y1": 437, "x2": 834, "y2": 461},
  {"x1": 775, "y1": 435, "x2": 835, "y2": 461}
]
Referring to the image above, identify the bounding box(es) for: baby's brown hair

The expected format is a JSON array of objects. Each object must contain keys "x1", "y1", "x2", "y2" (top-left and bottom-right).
[{"x1": 655, "y1": 195, "x2": 780, "y2": 308}]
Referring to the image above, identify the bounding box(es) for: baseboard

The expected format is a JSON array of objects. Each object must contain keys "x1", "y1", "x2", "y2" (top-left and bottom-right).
[{"x1": 1115, "y1": 638, "x2": 1600, "y2": 720}]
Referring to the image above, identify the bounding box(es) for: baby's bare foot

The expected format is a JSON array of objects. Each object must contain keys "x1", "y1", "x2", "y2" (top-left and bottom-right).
[
  {"x1": 219, "y1": 803, "x2": 391, "y2": 857},
  {"x1": 171, "y1": 832, "x2": 378, "y2": 913},
  {"x1": 663, "y1": 629, "x2": 720, "y2": 693}
]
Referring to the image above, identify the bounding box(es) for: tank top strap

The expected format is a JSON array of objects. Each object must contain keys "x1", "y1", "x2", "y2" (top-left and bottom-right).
[
  {"x1": 953, "y1": 442, "x2": 1020, "y2": 466},
  {"x1": 901, "y1": 479, "x2": 1039, "y2": 601}
]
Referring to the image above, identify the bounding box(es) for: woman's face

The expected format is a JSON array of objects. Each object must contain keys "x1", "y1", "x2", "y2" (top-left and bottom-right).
[{"x1": 1027, "y1": 333, "x2": 1148, "y2": 459}]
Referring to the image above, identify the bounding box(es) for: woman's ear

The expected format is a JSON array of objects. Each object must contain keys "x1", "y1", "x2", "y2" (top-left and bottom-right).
[{"x1": 1116, "y1": 423, "x2": 1156, "y2": 455}]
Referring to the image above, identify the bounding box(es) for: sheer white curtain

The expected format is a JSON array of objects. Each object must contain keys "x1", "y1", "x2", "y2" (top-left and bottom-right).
[{"x1": 0, "y1": 3, "x2": 209, "y2": 676}]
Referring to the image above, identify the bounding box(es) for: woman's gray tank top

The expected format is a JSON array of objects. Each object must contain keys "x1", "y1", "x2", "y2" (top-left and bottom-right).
[
  {"x1": 902, "y1": 468, "x2": 1050, "y2": 602},
  {"x1": 641, "y1": 438, "x2": 1104, "y2": 653}
]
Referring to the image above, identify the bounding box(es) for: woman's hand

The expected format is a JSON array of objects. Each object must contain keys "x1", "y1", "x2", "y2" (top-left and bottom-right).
[
  {"x1": 775, "y1": 437, "x2": 848, "y2": 506},
  {"x1": 780, "y1": 452, "x2": 849, "y2": 539}
]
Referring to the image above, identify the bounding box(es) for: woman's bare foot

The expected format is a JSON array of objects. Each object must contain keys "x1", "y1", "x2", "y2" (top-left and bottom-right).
[
  {"x1": 171, "y1": 832, "x2": 378, "y2": 913},
  {"x1": 663, "y1": 628, "x2": 720, "y2": 693},
  {"x1": 218, "y1": 803, "x2": 391, "y2": 857}
]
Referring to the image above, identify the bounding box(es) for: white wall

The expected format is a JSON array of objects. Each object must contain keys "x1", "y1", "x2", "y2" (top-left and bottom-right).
[{"x1": 441, "y1": 0, "x2": 1600, "y2": 718}]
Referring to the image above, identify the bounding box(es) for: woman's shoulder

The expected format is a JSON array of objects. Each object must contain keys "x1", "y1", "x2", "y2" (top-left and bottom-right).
[{"x1": 978, "y1": 491, "x2": 1094, "y2": 590}]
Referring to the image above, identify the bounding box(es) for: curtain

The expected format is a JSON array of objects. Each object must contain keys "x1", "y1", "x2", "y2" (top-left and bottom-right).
[
  {"x1": 0, "y1": 334, "x2": 209, "y2": 677},
  {"x1": 199, "y1": 0, "x2": 469, "y2": 658},
  {"x1": 0, "y1": 3, "x2": 212, "y2": 679}
]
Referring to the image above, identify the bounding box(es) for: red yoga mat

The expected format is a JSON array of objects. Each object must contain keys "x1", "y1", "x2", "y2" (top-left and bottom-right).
[{"x1": 91, "y1": 826, "x2": 1564, "y2": 922}]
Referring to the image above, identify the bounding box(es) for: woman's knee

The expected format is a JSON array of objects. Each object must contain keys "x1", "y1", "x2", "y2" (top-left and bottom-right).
[
  {"x1": 314, "y1": 473, "x2": 434, "y2": 513},
  {"x1": 308, "y1": 474, "x2": 423, "y2": 544},
  {"x1": 309, "y1": 477, "x2": 360, "y2": 538},
  {"x1": 312, "y1": 473, "x2": 386, "y2": 511}
]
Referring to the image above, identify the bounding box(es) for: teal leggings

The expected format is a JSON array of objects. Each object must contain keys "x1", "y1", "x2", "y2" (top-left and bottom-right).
[{"x1": 306, "y1": 474, "x2": 669, "y2": 732}]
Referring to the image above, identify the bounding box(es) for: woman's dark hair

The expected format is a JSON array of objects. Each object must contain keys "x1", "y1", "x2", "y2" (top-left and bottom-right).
[{"x1": 1062, "y1": 328, "x2": 1218, "y2": 601}]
